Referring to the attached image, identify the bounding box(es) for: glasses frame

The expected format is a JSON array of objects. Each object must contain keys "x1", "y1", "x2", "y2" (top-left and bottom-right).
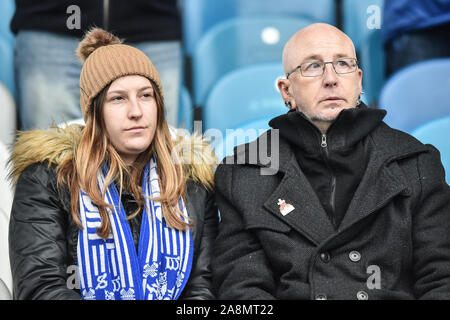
[{"x1": 286, "y1": 57, "x2": 359, "y2": 78}]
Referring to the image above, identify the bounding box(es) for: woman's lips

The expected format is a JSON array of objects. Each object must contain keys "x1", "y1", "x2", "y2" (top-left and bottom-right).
[{"x1": 125, "y1": 126, "x2": 146, "y2": 132}]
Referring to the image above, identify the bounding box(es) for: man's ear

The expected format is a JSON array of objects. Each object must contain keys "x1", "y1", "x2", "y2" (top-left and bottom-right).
[
  {"x1": 357, "y1": 67, "x2": 363, "y2": 93},
  {"x1": 277, "y1": 78, "x2": 297, "y2": 109},
  {"x1": 277, "y1": 78, "x2": 292, "y2": 108}
]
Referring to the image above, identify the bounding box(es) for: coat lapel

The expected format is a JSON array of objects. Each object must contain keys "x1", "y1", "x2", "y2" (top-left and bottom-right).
[
  {"x1": 261, "y1": 137, "x2": 335, "y2": 245},
  {"x1": 254, "y1": 125, "x2": 428, "y2": 246},
  {"x1": 337, "y1": 150, "x2": 409, "y2": 232},
  {"x1": 337, "y1": 125, "x2": 428, "y2": 232}
]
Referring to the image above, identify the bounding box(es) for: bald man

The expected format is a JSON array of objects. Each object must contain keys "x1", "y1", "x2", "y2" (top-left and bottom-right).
[
  {"x1": 212, "y1": 23, "x2": 450, "y2": 300},
  {"x1": 278, "y1": 23, "x2": 362, "y2": 133}
]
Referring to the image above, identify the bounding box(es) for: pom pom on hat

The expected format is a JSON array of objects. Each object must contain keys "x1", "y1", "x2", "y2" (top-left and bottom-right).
[
  {"x1": 76, "y1": 28, "x2": 122, "y2": 62},
  {"x1": 77, "y1": 28, "x2": 163, "y2": 120}
]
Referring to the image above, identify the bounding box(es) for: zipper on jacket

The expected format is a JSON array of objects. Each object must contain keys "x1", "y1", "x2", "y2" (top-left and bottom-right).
[
  {"x1": 320, "y1": 133, "x2": 337, "y2": 227},
  {"x1": 103, "y1": 0, "x2": 110, "y2": 30},
  {"x1": 321, "y1": 134, "x2": 327, "y2": 148}
]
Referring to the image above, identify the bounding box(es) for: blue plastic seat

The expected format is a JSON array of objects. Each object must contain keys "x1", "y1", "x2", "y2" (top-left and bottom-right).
[
  {"x1": 203, "y1": 62, "x2": 287, "y2": 134},
  {"x1": 238, "y1": 117, "x2": 272, "y2": 132},
  {"x1": 411, "y1": 116, "x2": 450, "y2": 184},
  {"x1": 0, "y1": 0, "x2": 15, "y2": 43},
  {"x1": 193, "y1": 16, "x2": 313, "y2": 106},
  {"x1": 214, "y1": 116, "x2": 273, "y2": 161},
  {"x1": 0, "y1": 83, "x2": 16, "y2": 146},
  {"x1": 178, "y1": 86, "x2": 194, "y2": 131},
  {"x1": 343, "y1": 0, "x2": 385, "y2": 106},
  {"x1": 343, "y1": 0, "x2": 384, "y2": 50},
  {"x1": 359, "y1": 29, "x2": 385, "y2": 106},
  {"x1": 0, "y1": 39, "x2": 15, "y2": 98},
  {"x1": 0, "y1": 0, "x2": 16, "y2": 97},
  {"x1": 182, "y1": 0, "x2": 336, "y2": 56},
  {"x1": 379, "y1": 58, "x2": 450, "y2": 133}
]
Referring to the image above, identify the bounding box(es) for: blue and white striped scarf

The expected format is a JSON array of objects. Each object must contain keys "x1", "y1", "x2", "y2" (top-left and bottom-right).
[{"x1": 77, "y1": 157, "x2": 193, "y2": 300}]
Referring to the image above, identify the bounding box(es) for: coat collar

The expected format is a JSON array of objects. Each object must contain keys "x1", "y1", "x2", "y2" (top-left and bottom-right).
[
  {"x1": 238, "y1": 119, "x2": 429, "y2": 245},
  {"x1": 269, "y1": 103, "x2": 386, "y2": 154},
  {"x1": 241, "y1": 113, "x2": 429, "y2": 173}
]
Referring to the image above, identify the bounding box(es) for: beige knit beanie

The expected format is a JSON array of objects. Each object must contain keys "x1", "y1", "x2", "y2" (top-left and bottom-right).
[{"x1": 76, "y1": 28, "x2": 163, "y2": 120}]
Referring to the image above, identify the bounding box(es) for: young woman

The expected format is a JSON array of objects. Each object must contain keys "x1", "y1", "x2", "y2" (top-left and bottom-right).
[{"x1": 8, "y1": 28, "x2": 217, "y2": 300}]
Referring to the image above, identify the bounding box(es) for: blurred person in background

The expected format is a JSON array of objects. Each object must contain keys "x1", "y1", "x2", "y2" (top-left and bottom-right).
[
  {"x1": 11, "y1": 0, "x2": 183, "y2": 129},
  {"x1": 8, "y1": 28, "x2": 217, "y2": 300},
  {"x1": 383, "y1": 0, "x2": 450, "y2": 77}
]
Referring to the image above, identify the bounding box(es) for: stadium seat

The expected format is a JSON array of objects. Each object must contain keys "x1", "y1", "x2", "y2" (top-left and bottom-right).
[
  {"x1": 343, "y1": 0, "x2": 384, "y2": 50},
  {"x1": 0, "y1": 0, "x2": 16, "y2": 97},
  {"x1": 0, "y1": 140, "x2": 13, "y2": 299},
  {"x1": 214, "y1": 117, "x2": 273, "y2": 161},
  {"x1": 343, "y1": 0, "x2": 385, "y2": 106},
  {"x1": 178, "y1": 86, "x2": 194, "y2": 131},
  {"x1": 359, "y1": 29, "x2": 384, "y2": 106},
  {"x1": 379, "y1": 58, "x2": 450, "y2": 133},
  {"x1": 411, "y1": 116, "x2": 450, "y2": 184},
  {"x1": 0, "y1": 39, "x2": 15, "y2": 99},
  {"x1": 0, "y1": 0, "x2": 14, "y2": 43},
  {"x1": 203, "y1": 62, "x2": 287, "y2": 134},
  {"x1": 193, "y1": 16, "x2": 313, "y2": 106},
  {"x1": 0, "y1": 83, "x2": 16, "y2": 146},
  {"x1": 182, "y1": 0, "x2": 336, "y2": 56},
  {"x1": 238, "y1": 117, "x2": 272, "y2": 132}
]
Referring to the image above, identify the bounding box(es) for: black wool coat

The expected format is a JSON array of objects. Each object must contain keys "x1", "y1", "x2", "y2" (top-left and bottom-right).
[{"x1": 212, "y1": 121, "x2": 450, "y2": 300}]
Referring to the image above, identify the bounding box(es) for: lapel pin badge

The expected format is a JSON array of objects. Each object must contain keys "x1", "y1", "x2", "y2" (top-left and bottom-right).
[{"x1": 277, "y1": 199, "x2": 295, "y2": 216}]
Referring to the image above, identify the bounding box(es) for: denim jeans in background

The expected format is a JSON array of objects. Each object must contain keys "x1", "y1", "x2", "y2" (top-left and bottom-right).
[
  {"x1": 15, "y1": 31, "x2": 182, "y2": 130},
  {"x1": 15, "y1": 31, "x2": 82, "y2": 130}
]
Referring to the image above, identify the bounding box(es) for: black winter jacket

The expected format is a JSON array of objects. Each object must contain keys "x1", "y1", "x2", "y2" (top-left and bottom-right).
[
  {"x1": 9, "y1": 126, "x2": 218, "y2": 300},
  {"x1": 212, "y1": 107, "x2": 450, "y2": 300},
  {"x1": 270, "y1": 105, "x2": 386, "y2": 228}
]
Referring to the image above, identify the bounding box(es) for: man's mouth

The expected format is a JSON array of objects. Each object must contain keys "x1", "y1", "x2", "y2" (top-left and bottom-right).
[{"x1": 322, "y1": 96, "x2": 344, "y2": 102}]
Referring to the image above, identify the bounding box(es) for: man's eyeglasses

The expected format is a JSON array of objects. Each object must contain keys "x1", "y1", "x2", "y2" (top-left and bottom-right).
[{"x1": 286, "y1": 57, "x2": 358, "y2": 78}]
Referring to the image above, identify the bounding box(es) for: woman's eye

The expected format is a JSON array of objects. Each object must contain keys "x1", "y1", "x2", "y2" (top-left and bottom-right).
[
  {"x1": 112, "y1": 96, "x2": 124, "y2": 101},
  {"x1": 142, "y1": 92, "x2": 153, "y2": 98}
]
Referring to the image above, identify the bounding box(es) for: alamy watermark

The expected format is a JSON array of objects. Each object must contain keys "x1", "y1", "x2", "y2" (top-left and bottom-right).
[
  {"x1": 366, "y1": 5, "x2": 382, "y2": 30},
  {"x1": 65, "y1": 4, "x2": 382, "y2": 33},
  {"x1": 66, "y1": 5, "x2": 81, "y2": 30},
  {"x1": 366, "y1": 264, "x2": 381, "y2": 290},
  {"x1": 171, "y1": 121, "x2": 280, "y2": 176}
]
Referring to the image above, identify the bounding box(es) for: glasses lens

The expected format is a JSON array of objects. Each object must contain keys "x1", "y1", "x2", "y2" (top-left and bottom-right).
[
  {"x1": 334, "y1": 58, "x2": 357, "y2": 74},
  {"x1": 301, "y1": 61, "x2": 324, "y2": 77},
  {"x1": 298, "y1": 58, "x2": 358, "y2": 77}
]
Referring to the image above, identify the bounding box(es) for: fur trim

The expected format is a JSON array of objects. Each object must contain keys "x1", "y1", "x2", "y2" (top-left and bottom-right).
[
  {"x1": 8, "y1": 125, "x2": 82, "y2": 184},
  {"x1": 9, "y1": 125, "x2": 217, "y2": 190}
]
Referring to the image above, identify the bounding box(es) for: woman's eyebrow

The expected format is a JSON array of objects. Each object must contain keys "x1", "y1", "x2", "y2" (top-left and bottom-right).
[{"x1": 107, "y1": 86, "x2": 153, "y2": 95}]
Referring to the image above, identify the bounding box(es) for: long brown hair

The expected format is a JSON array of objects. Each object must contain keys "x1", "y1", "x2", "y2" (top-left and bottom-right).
[{"x1": 58, "y1": 79, "x2": 188, "y2": 238}]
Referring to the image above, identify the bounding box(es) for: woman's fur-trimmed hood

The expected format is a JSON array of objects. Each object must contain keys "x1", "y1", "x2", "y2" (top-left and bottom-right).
[{"x1": 9, "y1": 124, "x2": 217, "y2": 189}]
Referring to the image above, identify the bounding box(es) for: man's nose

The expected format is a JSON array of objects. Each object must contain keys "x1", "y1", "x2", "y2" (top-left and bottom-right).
[{"x1": 322, "y1": 63, "x2": 338, "y2": 88}]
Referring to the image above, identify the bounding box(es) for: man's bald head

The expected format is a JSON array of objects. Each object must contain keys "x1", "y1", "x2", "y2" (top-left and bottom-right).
[
  {"x1": 277, "y1": 22, "x2": 363, "y2": 133},
  {"x1": 282, "y1": 23, "x2": 357, "y2": 74}
]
